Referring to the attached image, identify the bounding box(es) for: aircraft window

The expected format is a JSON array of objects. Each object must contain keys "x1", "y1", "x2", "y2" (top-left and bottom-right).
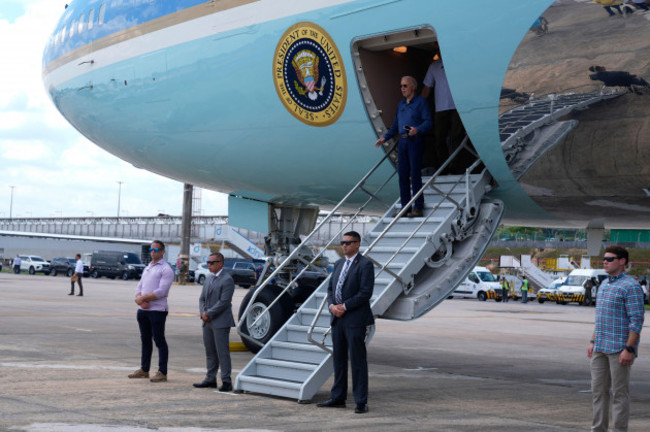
[
  {"x1": 78, "y1": 13, "x2": 85, "y2": 33},
  {"x1": 88, "y1": 8, "x2": 95, "y2": 30},
  {"x1": 98, "y1": 4, "x2": 106, "y2": 25},
  {"x1": 69, "y1": 18, "x2": 76, "y2": 38}
]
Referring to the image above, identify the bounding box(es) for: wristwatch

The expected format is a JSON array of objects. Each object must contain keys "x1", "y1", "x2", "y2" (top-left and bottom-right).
[{"x1": 624, "y1": 345, "x2": 635, "y2": 353}]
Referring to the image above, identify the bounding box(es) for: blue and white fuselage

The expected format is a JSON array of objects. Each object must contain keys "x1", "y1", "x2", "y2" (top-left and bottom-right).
[{"x1": 43, "y1": 0, "x2": 650, "y2": 229}]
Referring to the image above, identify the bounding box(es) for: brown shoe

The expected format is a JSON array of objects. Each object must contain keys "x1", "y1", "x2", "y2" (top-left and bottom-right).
[
  {"x1": 150, "y1": 371, "x2": 167, "y2": 382},
  {"x1": 128, "y1": 368, "x2": 149, "y2": 379},
  {"x1": 408, "y1": 209, "x2": 423, "y2": 218}
]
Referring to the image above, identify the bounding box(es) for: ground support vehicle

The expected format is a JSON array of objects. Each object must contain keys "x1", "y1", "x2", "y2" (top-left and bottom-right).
[
  {"x1": 537, "y1": 277, "x2": 567, "y2": 304},
  {"x1": 452, "y1": 266, "x2": 502, "y2": 302},
  {"x1": 557, "y1": 269, "x2": 607, "y2": 306}
]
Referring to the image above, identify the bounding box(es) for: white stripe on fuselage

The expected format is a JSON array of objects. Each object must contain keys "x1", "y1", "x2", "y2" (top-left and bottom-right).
[{"x1": 44, "y1": 0, "x2": 357, "y2": 89}]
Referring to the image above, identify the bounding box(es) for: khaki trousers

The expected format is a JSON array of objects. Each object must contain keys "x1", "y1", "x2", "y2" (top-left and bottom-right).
[{"x1": 591, "y1": 351, "x2": 632, "y2": 432}]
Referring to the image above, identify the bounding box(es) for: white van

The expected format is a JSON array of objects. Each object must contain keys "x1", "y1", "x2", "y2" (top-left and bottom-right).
[
  {"x1": 452, "y1": 266, "x2": 502, "y2": 301},
  {"x1": 557, "y1": 269, "x2": 607, "y2": 306}
]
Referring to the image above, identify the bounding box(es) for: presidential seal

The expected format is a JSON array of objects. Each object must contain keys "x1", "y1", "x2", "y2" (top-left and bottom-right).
[{"x1": 273, "y1": 22, "x2": 347, "y2": 127}]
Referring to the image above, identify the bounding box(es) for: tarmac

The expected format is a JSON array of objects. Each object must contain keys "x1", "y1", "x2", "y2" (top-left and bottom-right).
[{"x1": 0, "y1": 271, "x2": 649, "y2": 432}]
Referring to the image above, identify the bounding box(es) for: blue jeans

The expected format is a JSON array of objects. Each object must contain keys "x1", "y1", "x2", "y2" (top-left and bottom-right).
[
  {"x1": 398, "y1": 137, "x2": 424, "y2": 210},
  {"x1": 522, "y1": 290, "x2": 528, "y2": 303},
  {"x1": 137, "y1": 309, "x2": 168, "y2": 374}
]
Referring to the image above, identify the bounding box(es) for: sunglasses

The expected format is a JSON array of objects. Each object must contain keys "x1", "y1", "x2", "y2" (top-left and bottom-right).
[
  {"x1": 207, "y1": 260, "x2": 223, "y2": 265},
  {"x1": 340, "y1": 240, "x2": 359, "y2": 246},
  {"x1": 149, "y1": 247, "x2": 161, "y2": 252},
  {"x1": 400, "y1": 84, "x2": 409, "y2": 88},
  {"x1": 602, "y1": 256, "x2": 619, "y2": 262}
]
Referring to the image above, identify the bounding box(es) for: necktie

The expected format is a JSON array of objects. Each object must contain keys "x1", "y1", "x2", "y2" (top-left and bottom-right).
[{"x1": 335, "y1": 259, "x2": 351, "y2": 304}]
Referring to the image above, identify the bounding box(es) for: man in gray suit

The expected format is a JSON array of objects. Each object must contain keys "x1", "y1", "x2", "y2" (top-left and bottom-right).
[
  {"x1": 317, "y1": 231, "x2": 375, "y2": 414},
  {"x1": 193, "y1": 252, "x2": 236, "y2": 391}
]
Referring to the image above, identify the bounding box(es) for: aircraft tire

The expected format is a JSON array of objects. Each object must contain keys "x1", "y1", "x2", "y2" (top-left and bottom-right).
[{"x1": 238, "y1": 285, "x2": 293, "y2": 353}]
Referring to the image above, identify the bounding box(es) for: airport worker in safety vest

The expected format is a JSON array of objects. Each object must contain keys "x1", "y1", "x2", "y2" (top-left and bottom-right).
[
  {"x1": 521, "y1": 277, "x2": 529, "y2": 303},
  {"x1": 501, "y1": 278, "x2": 509, "y2": 303}
]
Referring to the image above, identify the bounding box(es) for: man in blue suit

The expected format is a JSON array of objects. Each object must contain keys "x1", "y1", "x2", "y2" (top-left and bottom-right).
[
  {"x1": 193, "y1": 252, "x2": 236, "y2": 391},
  {"x1": 317, "y1": 231, "x2": 375, "y2": 414}
]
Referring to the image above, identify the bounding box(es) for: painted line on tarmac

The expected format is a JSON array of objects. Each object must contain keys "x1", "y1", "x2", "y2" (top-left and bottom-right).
[
  {"x1": 1, "y1": 362, "x2": 133, "y2": 371},
  {"x1": 14, "y1": 424, "x2": 277, "y2": 432}
]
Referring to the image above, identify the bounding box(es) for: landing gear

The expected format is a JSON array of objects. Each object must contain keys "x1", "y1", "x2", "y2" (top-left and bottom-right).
[{"x1": 238, "y1": 285, "x2": 294, "y2": 353}]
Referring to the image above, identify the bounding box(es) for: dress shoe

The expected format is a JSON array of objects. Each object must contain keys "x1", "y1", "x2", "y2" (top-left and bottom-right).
[
  {"x1": 68, "y1": 293, "x2": 74, "y2": 296},
  {"x1": 316, "y1": 399, "x2": 346, "y2": 408},
  {"x1": 193, "y1": 380, "x2": 217, "y2": 388},
  {"x1": 408, "y1": 209, "x2": 423, "y2": 218},
  {"x1": 355, "y1": 403, "x2": 369, "y2": 414},
  {"x1": 218, "y1": 382, "x2": 233, "y2": 392},
  {"x1": 77, "y1": 294, "x2": 83, "y2": 296}
]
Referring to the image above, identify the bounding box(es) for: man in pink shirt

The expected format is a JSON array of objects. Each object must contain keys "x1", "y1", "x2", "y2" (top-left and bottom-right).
[{"x1": 128, "y1": 240, "x2": 174, "y2": 382}]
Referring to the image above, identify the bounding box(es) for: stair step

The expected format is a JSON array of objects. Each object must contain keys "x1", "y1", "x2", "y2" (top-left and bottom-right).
[
  {"x1": 270, "y1": 340, "x2": 330, "y2": 363},
  {"x1": 237, "y1": 375, "x2": 302, "y2": 399},
  {"x1": 286, "y1": 324, "x2": 332, "y2": 345},
  {"x1": 255, "y1": 358, "x2": 319, "y2": 382}
]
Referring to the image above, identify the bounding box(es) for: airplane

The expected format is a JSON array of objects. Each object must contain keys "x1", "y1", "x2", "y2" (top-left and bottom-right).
[{"x1": 42, "y1": 0, "x2": 650, "y2": 400}]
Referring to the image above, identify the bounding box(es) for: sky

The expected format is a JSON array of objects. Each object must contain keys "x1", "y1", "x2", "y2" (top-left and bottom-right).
[{"x1": 0, "y1": 1, "x2": 229, "y2": 219}]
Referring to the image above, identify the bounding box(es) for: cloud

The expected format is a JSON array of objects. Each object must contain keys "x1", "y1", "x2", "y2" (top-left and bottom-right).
[{"x1": 0, "y1": 1, "x2": 229, "y2": 219}]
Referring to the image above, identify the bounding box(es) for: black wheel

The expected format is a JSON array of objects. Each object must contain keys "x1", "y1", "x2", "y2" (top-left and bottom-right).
[
  {"x1": 238, "y1": 285, "x2": 294, "y2": 353},
  {"x1": 122, "y1": 271, "x2": 130, "y2": 281},
  {"x1": 477, "y1": 291, "x2": 487, "y2": 302},
  {"x1": 29, "y1": 267, "x2": 35, "y2": 275},
  {"x1": 538, "y1": 298, "x2": 545, "y2": 304},
  {"x1": 92, "y1": 270, "x2": 100, "y2": 279},
  {"x1": 51, "y1": 269, "x2": 58, "y2": 276},
  {"x1": 495, "y1": 297, "x2": 502, "y2": 302},
  {"x1": 198, "y1": 274, "x2": 206, "y2": 285},
  {"x1": 66, "y1": 269, "x2": 74, "y2": 277}
]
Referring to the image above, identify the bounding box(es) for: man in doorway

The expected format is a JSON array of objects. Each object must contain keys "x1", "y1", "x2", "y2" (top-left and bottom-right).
[
  {"x1": 421, "y1": 44, "x2": 471, "y2": 173},
  {"x1": 69, "y1": 253, "x2": 84, "y2": 296},
  {"x1": 193, "y1": 252, "x2": 235, "y2": 392},
  {"x1": 128, "y1": 240, "x2": 174, "y2": 383},
  {"x1": 587, "y1": 245, "x2": 644, "y2": 432},
  {"x1": 317, "y1": 231, "x2": 375, "y2": 414},
  {"x1": 375, "y1": 76, "x2": 432, "y2": 218}
]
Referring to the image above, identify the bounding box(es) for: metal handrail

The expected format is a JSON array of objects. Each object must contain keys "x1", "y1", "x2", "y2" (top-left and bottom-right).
[
  {"x1": 307, "y1": 136, "x2": 484, "y2": 351},
  {"x1": 237, "y1": 143, "x2": 400, "y2": 349}
]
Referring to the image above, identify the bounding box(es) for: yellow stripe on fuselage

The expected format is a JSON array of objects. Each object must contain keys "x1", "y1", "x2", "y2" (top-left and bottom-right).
[{"x1": 44, "y1": 0, "x2": 259, "y2": 74}]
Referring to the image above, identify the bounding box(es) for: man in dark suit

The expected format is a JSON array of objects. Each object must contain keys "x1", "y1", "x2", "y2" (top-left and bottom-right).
[
  {"x1": 193, "y1": 252, "x2": 236, "y2": 391},
  {"x1": 317, "y1": 231, "x2": 375, "y2": 414}
]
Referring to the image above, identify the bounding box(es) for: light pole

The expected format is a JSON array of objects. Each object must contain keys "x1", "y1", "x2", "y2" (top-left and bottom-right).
[
  {"x1": 9, "y1": 186, "x2": 15, "y2": 220},
  {"x1": 117, "y1": 181, "x2": 124, "y2": 220}
]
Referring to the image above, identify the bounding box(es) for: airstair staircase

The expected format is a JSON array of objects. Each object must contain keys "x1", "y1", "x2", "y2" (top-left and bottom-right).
[{"x1": 234, "y1": 140, "x2": 504, "y2": 402}]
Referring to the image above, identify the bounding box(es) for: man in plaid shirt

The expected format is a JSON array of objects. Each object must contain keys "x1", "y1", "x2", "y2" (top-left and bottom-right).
[{"x1": 587, "y1": 245, "x2": 645, "y2": 432}]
